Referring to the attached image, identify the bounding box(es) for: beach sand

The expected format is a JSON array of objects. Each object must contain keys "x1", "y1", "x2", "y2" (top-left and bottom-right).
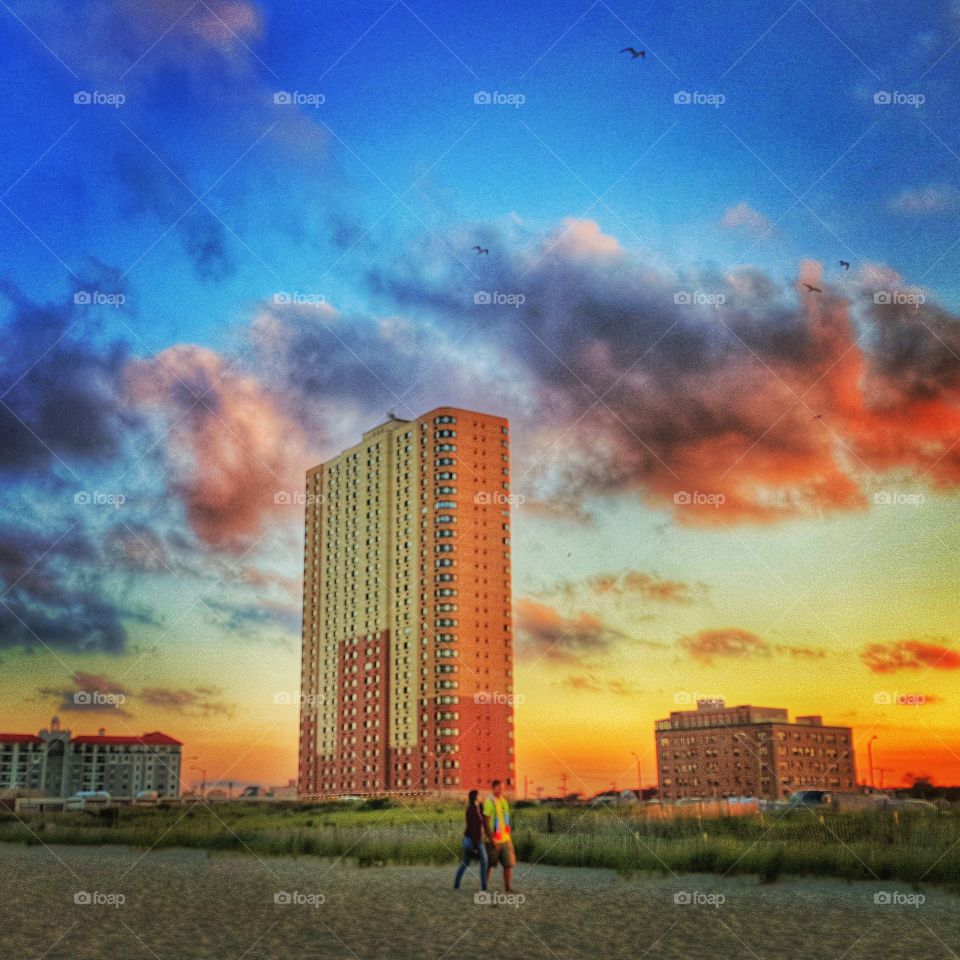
[{"x1": 0, "y1": 844, "x2": 955, "y2": 959}]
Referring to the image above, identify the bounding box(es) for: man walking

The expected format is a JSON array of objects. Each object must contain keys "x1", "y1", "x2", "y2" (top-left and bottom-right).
[{"x1": 483, "y1": 779, "x2": 516, "y2": 893}]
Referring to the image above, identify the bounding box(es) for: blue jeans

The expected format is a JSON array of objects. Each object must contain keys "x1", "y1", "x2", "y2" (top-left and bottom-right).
[{"x1": 454, "y1": 836, "x2": 488, "y2": 890}]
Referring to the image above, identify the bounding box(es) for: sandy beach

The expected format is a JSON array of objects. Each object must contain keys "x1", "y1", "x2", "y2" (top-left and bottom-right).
[{"x1": 0, "y1": 843, "x2": 955, "y2": 959}]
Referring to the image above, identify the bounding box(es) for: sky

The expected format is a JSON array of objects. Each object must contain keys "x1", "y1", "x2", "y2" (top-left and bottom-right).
[{"x1": 1, "y1": 0, "x2": 960, "y2": 795}]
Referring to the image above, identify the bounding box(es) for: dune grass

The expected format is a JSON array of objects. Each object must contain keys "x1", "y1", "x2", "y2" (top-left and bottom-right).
[{"x1": 2, "y1": 800, "x2": 958, "y2": 886}]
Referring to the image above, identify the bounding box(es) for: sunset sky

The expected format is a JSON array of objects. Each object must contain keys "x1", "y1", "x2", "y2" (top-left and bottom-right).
[{"x1": 2, "y1": 0, "x2": 960, "y2": 794}]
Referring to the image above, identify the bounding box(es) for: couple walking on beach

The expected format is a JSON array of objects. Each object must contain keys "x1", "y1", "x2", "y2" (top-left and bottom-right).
[{"x1": 453, "y1": 779, "x2": 515, "y2": 893}]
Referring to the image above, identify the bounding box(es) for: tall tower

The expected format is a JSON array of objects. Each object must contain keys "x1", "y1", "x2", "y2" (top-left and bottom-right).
[{"x1": 298, "y1": 407, "x2": 515, "y2": 796}]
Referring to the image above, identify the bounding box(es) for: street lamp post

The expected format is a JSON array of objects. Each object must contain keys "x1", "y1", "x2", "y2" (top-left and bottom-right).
[
  {"x1": 630, "y1": 751, "x2": 643, "y2": 799},
  {"x1": 190, "y1": 766, "x2": 207, "y2": 798},
  {"x1": 867, "y1": 736, "x2": 878, "y2": 791}
]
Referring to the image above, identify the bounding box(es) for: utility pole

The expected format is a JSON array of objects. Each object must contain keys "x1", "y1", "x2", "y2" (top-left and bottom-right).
[
  {"x1": 867, "y1": 735, "x2": 878, "y2": 790},
  {"x1": 559, "y1": 772, "x2": 568, "y2": 798}
]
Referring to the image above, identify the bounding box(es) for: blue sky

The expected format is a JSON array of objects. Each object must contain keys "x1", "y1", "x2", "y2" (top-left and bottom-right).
[{"x1": 3, "y1": 0, "x2": 960, "y2": 790}]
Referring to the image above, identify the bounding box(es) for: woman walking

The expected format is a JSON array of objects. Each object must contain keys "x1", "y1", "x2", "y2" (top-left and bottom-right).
[{"x1": 454, "y1": 790, "x2": 491, "y2": 891}]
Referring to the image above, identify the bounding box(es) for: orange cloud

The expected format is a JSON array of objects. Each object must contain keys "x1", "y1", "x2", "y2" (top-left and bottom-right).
[
  {"x1": 679, "y1": 628, "x2": 826, "y2": 665},
  {"x1": 861, "y1": 639, "x2": 960, "y2": 674},
  {"x1": 128, "y1": 345, "x2": 307, "y2": 551},
  {"x1": 515, "y1": 597, "x2": 627, "y2": 664}
]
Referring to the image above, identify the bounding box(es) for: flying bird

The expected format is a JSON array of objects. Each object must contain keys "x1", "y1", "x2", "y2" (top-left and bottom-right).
[
  {"x1": 620, "y1": 47, "x2": 645, "y2": 59},
  {"x1": 802, "y1": 282, "x2": 823, "y2": 294},
  {"x1": 473, "y1": 245, "x2": 489, "y2": 255},
  {"x1": 839, "y1": 260, "x2": 850, "y2": 271},
  {"x1": 812, "y1": 413, "x2": 823, "y2": 420}
]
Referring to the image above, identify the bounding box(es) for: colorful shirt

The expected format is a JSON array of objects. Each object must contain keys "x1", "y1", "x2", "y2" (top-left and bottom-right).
[{"x1": 483, "y1": 794, "x2": 511, "y2": 843}]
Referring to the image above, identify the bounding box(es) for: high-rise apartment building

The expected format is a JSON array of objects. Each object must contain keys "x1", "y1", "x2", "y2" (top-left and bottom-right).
[
  {"x1": 298, "y1": 407, "x2": 515, "y2": 796},
  {"x1": 655, "y1": 701, "x2": 857, "y2": 801}
]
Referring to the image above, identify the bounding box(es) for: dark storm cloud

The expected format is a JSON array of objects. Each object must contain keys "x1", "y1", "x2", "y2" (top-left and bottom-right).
[
  {"x1": 37, "y1": 671, "x2": 132, "y2": 715},
  {"x1": 0, "y1": 523, "x2": 128, "y2": 653},
  {"x1": 115, "y1": 149, "x2": 234, "y2": 282},
  {"x1": 204, "y1": 596, "x2": 300, "y2": 636},
  {"x1": 0, "y1": 281, "x2": 133, "y2": 474},
  {"x1": 363, "y1": 219, "x2": 960, "y2": 522}
]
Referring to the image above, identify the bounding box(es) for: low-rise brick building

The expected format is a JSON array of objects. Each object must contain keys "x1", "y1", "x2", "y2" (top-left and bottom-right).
[{"x1": 655, "y1": 701, "x2": 857, "y2": 801}]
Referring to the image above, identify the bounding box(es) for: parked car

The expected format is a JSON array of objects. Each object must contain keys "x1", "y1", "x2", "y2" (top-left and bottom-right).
[
  {"x1": 66, "y1": 790, "x2": 111, "y2": 811},
  {"x1": 788, "y1": 789, "x2": 833, "y2": 808},
  {"x1": 133, "y1": 790, "x2": 159, "y2": 805}
]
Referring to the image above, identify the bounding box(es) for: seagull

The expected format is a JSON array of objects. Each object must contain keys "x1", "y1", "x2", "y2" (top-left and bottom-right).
[
  {"x1": 620, "y1": 46, "x2": 645, "y2": 59},
  {"x1": 473, "y1": 245, "x2": 489, "y2": 255},
  {"x1": 839, "y1": 260, "x2": 850, "y2": 271},
  {"x1": 802, "y1": 282, "x2": 823, "y2": 294}
]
